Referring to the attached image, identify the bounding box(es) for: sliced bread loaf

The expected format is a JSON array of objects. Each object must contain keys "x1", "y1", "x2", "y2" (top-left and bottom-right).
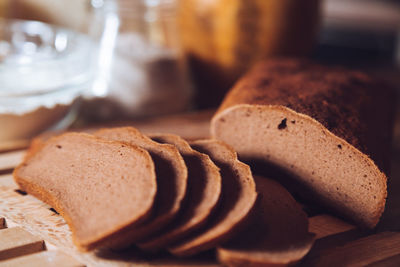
[
  {"x1": 94, "y1": 127, "x2": 188, "y2": 244},
  {"x1": 169, "y1": 140, "x2": 257, "y2": 257},
  {"x1": 217, "y1": 175, "x2": 315, "y2": 266},
  {"x1": 137, "y1": 134, "x2": 222, "y2": 251},
  {"x1": 13, "y1": 132, "x2": 157, "y2": 251},
  {"x1": 211, "y1": 59, "x2": 395, "y2": 228}
]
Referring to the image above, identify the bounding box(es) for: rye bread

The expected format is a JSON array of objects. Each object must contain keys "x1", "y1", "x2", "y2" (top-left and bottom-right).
[
  {"x1": 24, "y1": 135, "x2": 46, "y2": 161},
  {"x1": 217, "y1": 175, "x2": 315, "y2": 266},
  {"x1": 13, "y1": 133, "x2": 157, "y2": 251},
  {"x1": 137, "y1": 134, "x2": 222, "y2": 251},
  {"x1": 94, "y1": 127, "x2": 188, "y2": 244},
  {"x1": 169, "y1": 140, "x2": 257, "y2": 257},
  {"x1": 211, "y1": 59, "x2": 395, "y2": 228}
]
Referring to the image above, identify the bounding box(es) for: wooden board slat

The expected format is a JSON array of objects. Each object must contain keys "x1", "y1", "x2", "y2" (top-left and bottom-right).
[
  {"x1": 92, "y1": 109, "x2": 214, "y2": 141},
  {"x1": 309, "y1": 214, "x2": 356, "y2": 239},
  {"x1": 0, "y1": 140, "x2": 29, "y2": 154},
  {"x1": 0, "y1": 251, "x2": 84, "y2": 267},
  {"x1": 0, "y1": 150, "x2": 25, "y2": 172},
  {"x1": 0, "y1": 218, "x2": 5, "y2": 230},
  {"x1": 302, "y1": 215, "x2": 369, "y2": 266},
  {"x1": 305, "y1": 232, "x2": 400, "y2": 267},
  {"x1": 367, "y1": 254, "x2": 400, "y2": 267},
  {"x1": 0, "y1": 174, "x2": 18, "y2": 190},
  {"x1": 0, "y1": 179, "x2": 219, "y2": 266},
  {"x1": 302, "y1": 230, "x2": 369, "y2": 266},
  {"x1": 0, "y1": 227, "x2": 44, "y2": 261}
]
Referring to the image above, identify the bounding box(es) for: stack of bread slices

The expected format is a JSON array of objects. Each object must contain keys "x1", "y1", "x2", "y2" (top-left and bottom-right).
[
  {"x1": 13, "y1": 126, "x2": 315, "y2": 266},
  {"x1": 13, "y1": 59, "x2": 394, "y2": 266}
]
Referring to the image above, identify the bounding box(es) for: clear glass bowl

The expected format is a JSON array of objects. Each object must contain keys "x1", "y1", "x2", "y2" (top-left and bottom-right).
[{"x1": 0, "y1": 18, "x2": 95, "y2": 148}]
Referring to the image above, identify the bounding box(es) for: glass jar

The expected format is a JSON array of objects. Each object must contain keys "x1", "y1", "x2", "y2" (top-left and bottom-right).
[
  {"x1": 179, "y1": 0, "x2": 321, "y2": 108},
  {"x1": 85, "y1": 0, "x2": 192, "y2": 120},
  {"x1": 0, "y1": 1, "x2": 97, "y2": 148}
]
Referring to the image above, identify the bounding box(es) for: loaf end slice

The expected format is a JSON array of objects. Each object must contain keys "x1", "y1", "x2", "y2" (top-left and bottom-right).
[
  {"x1": 13, "y1": 132, "x2": 157, "y2": 251},
  {"x1": 217, "y1": 175, "x2": 315, "y2": 267}
]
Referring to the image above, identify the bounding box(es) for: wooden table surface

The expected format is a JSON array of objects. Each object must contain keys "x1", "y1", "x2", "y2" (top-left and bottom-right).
[{"x1": 0, "y1": 110, "x2": 400, "y2": 266}]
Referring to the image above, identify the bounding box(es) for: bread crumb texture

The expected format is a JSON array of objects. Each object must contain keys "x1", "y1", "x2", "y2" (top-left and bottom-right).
[{"x1": 211, "y1": 59, "x2": 395, "y2": 228}]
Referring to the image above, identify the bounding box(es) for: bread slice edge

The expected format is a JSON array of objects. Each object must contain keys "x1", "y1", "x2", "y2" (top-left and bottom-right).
[{"x1": 211, "y1": 104, "x2": 387, "y2": 228}]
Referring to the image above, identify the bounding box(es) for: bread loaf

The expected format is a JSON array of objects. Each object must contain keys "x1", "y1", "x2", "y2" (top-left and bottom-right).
[
  {"x1": 13, "y1": 133, "x2": 157, "y2": 251},
  {"x1": 211, "y1": 59, "x2": 395, "y2": 228}
]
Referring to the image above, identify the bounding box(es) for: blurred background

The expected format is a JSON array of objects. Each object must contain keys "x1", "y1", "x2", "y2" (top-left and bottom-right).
[{"x1": 0, "y1": 0, "x2": 399, "y2": 146}]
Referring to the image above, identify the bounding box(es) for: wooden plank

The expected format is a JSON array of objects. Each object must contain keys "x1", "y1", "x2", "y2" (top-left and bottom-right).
[
  {"x1": 92, "y1": 109, "x2": 214, "y2": 141},
  {"x1": 309, "y1": 214, "x2": 355, "y2": 239},
  {"x1": 301, "y1": 216, "x2": 368, "y2": 266},
  {"x1": 367, "y1": 254, "x2": 400, "y2": 267},
  {"x1": 0, "y1": 150, "x2": 24, "y2": 172},
  {"x1": 305, "y1": 232, "x2": 400, "y2": 266},
  {"x1": 302, "y1": 229, "x2": 369, "y2": 266},
  {"x1": 0, "y1": 227, "x2": 44, "y2": 260},
  {"x1": 0, "y1": 185, "x2": 219, "y2": 266},
  {"x1": 0, "y1": 250, "x2": 84, "y2": 267},
  {"x1": 379, "y1": 149, "x2": 400, "y2": 232},
  {"x1": 0, "y1": 174, "x2": 19, "y2": 190},
  {"x1": 0, "y1": 174, "x2": 50, "y2": 209},
  {"x1": 0, "y1": 140, "x2": 29, "y2": 154},
  {"x1": 0, "y1": 218, "x2": 5, "y2": 230}
]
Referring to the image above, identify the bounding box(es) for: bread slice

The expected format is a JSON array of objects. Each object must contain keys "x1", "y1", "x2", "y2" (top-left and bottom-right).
[
  {"x1": 210, "y1": 59, "x2": 395, "y2": 228},
  {"x1": 13, "y1": 132, "x2": 157, "y2": 251},
  {"x1": 94, "y1": 127, "x2": 188, "y2": 244},
  {"x1": 23, "y1": 131, "x2": 60, "y2": 161},
  {"x1": 169, "y1": 140, "x2": 257, "y2": 257},
  {"x1": 217, "y1": 175, "x2": 315, "y2": 266},
  {"x1": 137, "y1": 134, "x2": 222, "y2": 251}
]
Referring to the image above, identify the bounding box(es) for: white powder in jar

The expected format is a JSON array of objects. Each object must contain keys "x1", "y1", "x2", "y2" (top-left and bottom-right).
[
  {"x1": 0, "y1": 26, "x2": 94, "y2": 145},
  {"x1": 85, "y1": 33, "x2": 192, "y2": 119}
]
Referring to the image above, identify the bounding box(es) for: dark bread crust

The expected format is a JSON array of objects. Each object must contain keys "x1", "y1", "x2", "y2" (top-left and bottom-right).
[{"x1": 217, "y1": 59, "x2": 395, "y2": 174}]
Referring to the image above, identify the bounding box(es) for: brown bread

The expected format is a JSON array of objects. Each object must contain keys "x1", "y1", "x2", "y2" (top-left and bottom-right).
[
  {"x1": 23, "y1": 130, "x2": 63, "y2": 161},
  {"x1": 217, "y1": 175, "x2": 315, "y2": 266},
  {"x1": 94, "y1": 127, "x2": 188, "y2": 245},
  {"x1": 169, "y1": 140, "x2": 257, "y2": 257},
  {"x1": 13, "y1": 133, "x2": 157, "y2": 251},
  {"x1": 137, "y1": 134, "x2": 222, "y2": 251},
  {"x1": 23, "y1": 135, "x2": 46, "y2": 161},
  {"x1": 211, "y1": 59, "x2": 396, "y2": 228}
]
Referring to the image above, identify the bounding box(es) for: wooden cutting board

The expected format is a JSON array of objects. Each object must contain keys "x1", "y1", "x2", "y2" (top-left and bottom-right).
[{"x1": 1, "y1": 110, "x2": 400, "y2": 266}]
